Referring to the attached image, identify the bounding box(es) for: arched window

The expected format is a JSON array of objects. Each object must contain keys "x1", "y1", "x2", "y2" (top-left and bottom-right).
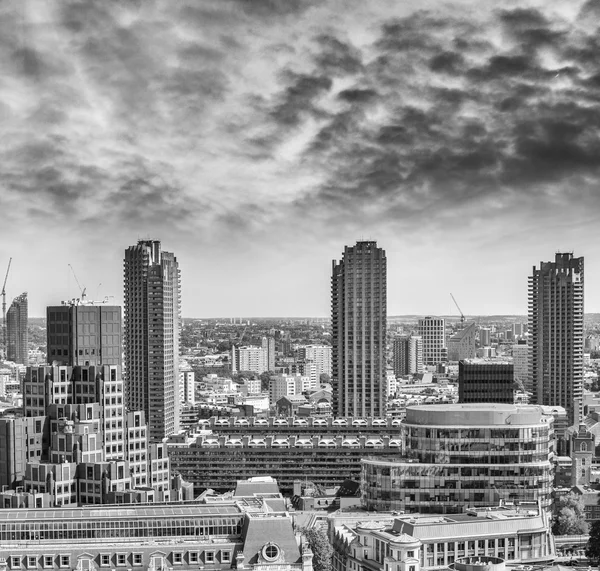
[{"x1": 581, "y1": 442, "x2": 587, "y2": 452}]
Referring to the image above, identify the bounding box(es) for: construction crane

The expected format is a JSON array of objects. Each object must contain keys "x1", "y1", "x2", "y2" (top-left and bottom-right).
[
  {"x1": 2, "y1": 258, "x2": 12, "y2": 350},
  {"x1": 450, "y1": 293, "x2": 465, "y2": 323},
  {"x1": 68, "y1": 264, "x2": 86, "y2": 300}
]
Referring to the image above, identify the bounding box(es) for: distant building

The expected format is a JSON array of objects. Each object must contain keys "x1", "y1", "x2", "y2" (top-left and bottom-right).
[
  {"x1": 529, "y1": 252, "x2": 584, "y2": 424},
  {"x1": 269, "y1": 374, "x2": 313, "y2": 406},
  {"x1": 231, "y1": 346, "x2": 268, "y2": 375},
  {"x1": 180, "y1": 369, "x2": 196, "y2": 405},
  {"x1": 458, "y1": 359, "x2": 515, "y2": 404},
  {"x1": 512, "y1": 341, "x2": 529, "y2": 392},
  {"x1": 479, "y1": 327, "x2": 491, "y2": 347},
  {"x1": 418, "y1": 317, "x2": 446, "y2": 366},
  {"x1": 392, "y1": 335, "x2": 423, "y2": 377},
  {"x1": 332, "y1": 241, "x2": 387, "y2": 417},
  {"x1": 447, "y1": 322, "x2": 476, "y2": 361},
  {"x1": 296, "y1": 345, "x2": 332, "y2": 382},
  {"x1": 6, "y1": 293, "x2": 28, "y2": 365},
  {"x1": 262, "y1": 336, "x2": 276, "y2": 372},
  {"x1": 124, "y1": 240, "x2": 181, "y2": 441}
]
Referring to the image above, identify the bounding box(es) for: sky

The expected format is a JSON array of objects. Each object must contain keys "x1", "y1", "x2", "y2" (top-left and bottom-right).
[{"x1": 2, "y1": 0, "x2": 600, "y2": 318}]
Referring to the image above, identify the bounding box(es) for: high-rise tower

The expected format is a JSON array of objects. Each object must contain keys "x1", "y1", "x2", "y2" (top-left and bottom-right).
[
  {"x1": 124, "y1": 240, "x2": 181, "y2": 441},
  {"x1": 529, "y1": 252, "x2": 584, "y2": 423},
  {"x1": 6, "y1": 292, "x2": 28, "y2": 365},
  {"x1": 331, "y1": 241, "x2": 387, "y2": 417},
  {"x1": 418, "y1": 317, "x2": 447, "y2": 365}
]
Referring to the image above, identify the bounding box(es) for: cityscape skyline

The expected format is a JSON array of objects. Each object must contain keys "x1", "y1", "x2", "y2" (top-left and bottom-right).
[{"x1": 2, "y1": 0, "x2": 600, "y2": 318}]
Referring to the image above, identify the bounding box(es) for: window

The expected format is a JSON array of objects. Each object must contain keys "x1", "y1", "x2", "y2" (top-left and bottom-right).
[
  {"x1": 44, "y1": 556, "x2": 53, "y2": 569},
  {"x1": 116, "y1": 554, "x2": 126, "y2": 566},
  {"x1": 60, "y1": 555, "x2": 70, "y2": 568},
  {"x1": 205, "y1": 552, "x2": 215, "y2": 563},
  {"x1": 11, "y1": 557, "x2": 21, "y2": 568},
  {"x1": 133, "y1": 554, "x2": 143, "y2": 566},
  {"x1": 263, "y1": 545, "x2": 280, "y2": 561},
  {"x1": 173, "y1": 553, "x2": 183, "y2": 565},
  {"x1": 100, "y1": 554, "x2": 110, "y2": 567},
  {"x1": 189, "y1": 553, "x2": 198, "y2": 564},
  {"x1": 221, "y1": 552, "x2": 231, "y2": 563},
  {"x1": 27, "y1": 557, "x2": 37, "y2": 569}
]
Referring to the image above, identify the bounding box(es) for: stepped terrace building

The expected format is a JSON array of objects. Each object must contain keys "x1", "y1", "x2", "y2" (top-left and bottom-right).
[
  {"x1": 0, "y1": 499, "x2": 314, "y2": 571},
  {"x1": 168, "y1": 417, "x2": 404, "y2": 494},
  {"x1": 361, "y1": 404, "x2": 554, "y2": 514}
]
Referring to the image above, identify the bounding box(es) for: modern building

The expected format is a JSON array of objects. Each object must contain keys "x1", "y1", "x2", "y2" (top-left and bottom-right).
[
  {"x1": 262, "y1": 336, "x2": 276, "y2": 372},
  {"x1": 329, "y1": 502, "x2": 555, "y2": 571},
  {"x1": 331, "y1": 241, "x2": 387, "y2": 417},
  {"x1": 269, "y1": 374, "x2": 313, "y2": 406},
  {"x1": 392, "y1": 335, "x2": 423, "y2": 377},
  {"x1": 6, "y1": 292, "x2": 28, "y2": 365},
  {"x1": 529, "y1": 252, "x2": 584, "y2": 424},
  {"x1": 231, "y1": 346, "x2": 268, "y2": 375},
  {"x1": 0, "y1": 498, "x2": 314, "y2": 571},
  {"x1": 418, "y1": 318, "x2": 446, "y2": 366},
  {"x1": 447, "y1": 322, "x2": 476, "y2": 361},
  {"x1": 361, "y1": 404, "x2": 554, "y2": 514},
  {"x1": 479, "y1": 327, "x2": 491, "y2": 347},
  {"x1": 458, "y1": 359, "x2": 515, "y2": 404},
  {"x1": 124, "y1": 240, "x2": 181, "y2": 441},
  {"x1": 46, "y1": 303, "x2": 122, "y2": 367}
]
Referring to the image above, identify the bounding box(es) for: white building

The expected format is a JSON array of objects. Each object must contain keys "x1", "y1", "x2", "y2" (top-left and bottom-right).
[
  {"x1": 297, "y1": 345, "x2": 332, "y2": 382},
  {"x1": 512, "y1": 342, "x2": 529, "y2": 392},
  {"x1": 231, "y1": 346, "x2": 268, "y2": 375},
  {"x1": 179, "y1": 369, "x2": 195, "y2": 405},
  {"x1": 269, "y1": 374, "x2": 314, "y2": 406}
]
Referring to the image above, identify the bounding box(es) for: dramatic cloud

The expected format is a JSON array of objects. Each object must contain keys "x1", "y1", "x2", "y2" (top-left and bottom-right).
[{"x1": 1, "y1": 0, "x2": 599, "y2": 316}]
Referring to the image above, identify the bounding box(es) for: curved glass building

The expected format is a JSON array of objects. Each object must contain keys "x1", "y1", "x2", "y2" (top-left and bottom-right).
[{"x1": 362, "y1": 404, "x2": 554, "y2": 514}]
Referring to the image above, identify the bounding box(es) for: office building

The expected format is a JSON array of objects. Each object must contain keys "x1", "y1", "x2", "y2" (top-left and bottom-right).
[
  {"x1": 124, "y1": 240, "x2": 181, "y2": 441},
  {"x1": 46, "y1": 304, "x2": 122, "y2": 367},
  {"x1": 362, "y1": 404, "x2": 554, "y2": 514},
  {"x1": 330, "y1": 502, "x2": 554, "y2": 571},
  {"x1": 418, "y1": 317, "x2": 446, "y2": 366},
  {"x1": 479, "y1": 327, "x2": 491, "y2": 347},
  {"x1": 447, "y1": 322, "x2": 476, "y2": 361},
  {"x1": 269, "y1": 374, "x2": 313, "y2": 406},
  {"x1": 458, "y1": 359, "x2": 515, "y2": 404},
  {"x1": 392, "y1": 335, "x2": 423, "y2": 377},
  {"x1": 0, "y1": 496, "x2": 314, "y2": 571},
  {"x1": 262, "y1": 336, "x2": 276, "y2": 372},
  {"x1": 512, "y1": 341, "x2": 529, "y2": 392},
  {"x1": 231, "y1": 346, "x2": 268, "y2": 375},
  {"x1": 6, "y1": 292, "x2": 28, "y2": 365},
  {"x1": 529, "y1": 252, "x2": 584, "y2": 423},
  {"x1": 331, "y1": 241, "x2": 387, "y2": 417}
]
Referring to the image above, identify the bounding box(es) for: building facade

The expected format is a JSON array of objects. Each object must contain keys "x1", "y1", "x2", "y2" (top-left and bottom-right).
[
  {"x1": 458, "y1": 359, "x2": 515, "y2": 404},
  {"x1": 418, "y1": 318, "x2": 446, "y2": 366},
  {"x1": 297, "y1": 345, "x2": 332, "y2": 383},
  {"x1": 512, "y1": 341, "x2": 529, "y2": 392},
  {"x1": 392, "y1": 336, "x2": 423, "y2": 377},
  {"x1": 262, "y1": 336, "x2": 276, "y2": 372},
  {"x1": 231, "y1": 346, "x2": 268, "y2": 375},
  {"x1": 361, "y1": 404, "x2": 554, "y2": 514},
  {"x1": 330, "y1": 503, "x2": 555, "y2": 571},
  {"x1": 331, "y1": 241, "x2": 387, "y2": 417},
  {"x1": 46, "y1": 304, "x2": 122, "y2": 367},
  {"x1": 447, "y1": 323, "x2": 476, "y2": 362},
  {"x1": 124, "y1": 240, "x2": 181, "y2": 441},
  {"x1": 529, "y1": 252, "x2": 584, "y2": 423},
  {"x1": 6, "y1": 292, "x2": 28, "y2": 365}
]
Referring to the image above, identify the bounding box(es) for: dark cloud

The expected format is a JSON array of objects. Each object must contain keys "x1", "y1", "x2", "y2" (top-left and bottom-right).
[
  {"x1": 229, "y1": 0, "x2": 317, "y2": 18},
  {"x1": 270, "y1": 72, "x2": 332, "y2": 127},
  {"x1": 428, "y1": 51, "x2": 465, "y2": 74},
  {"x1": 338, "y1": 88, "x2": 378, "y2": 104},
  {"x1": 314, "y1": 35, "x2": 363, "y2": 76}
]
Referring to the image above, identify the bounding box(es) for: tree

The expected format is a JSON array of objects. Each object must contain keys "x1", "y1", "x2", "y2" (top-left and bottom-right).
[
  {"x1": 301, "y1": 527, "x2": 333, "y2": 571},
  {"x1": 552, "y1": 493, "x2": 589, "y2": 536},
  {"x1": 319, "y1": 373, "x2": 331, "y2": 384},
  {"x1": 586, "y1": 520, "x2": 600, "y2": 563}
]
